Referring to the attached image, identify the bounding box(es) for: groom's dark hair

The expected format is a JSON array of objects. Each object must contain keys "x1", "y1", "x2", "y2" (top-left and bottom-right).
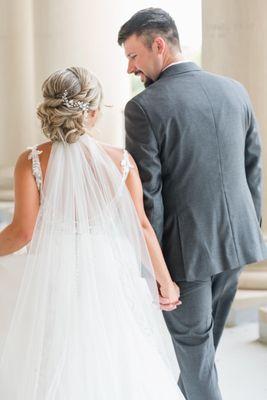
[{"x1": 118, "y1": 8, "x2": 181, "y2": 51}]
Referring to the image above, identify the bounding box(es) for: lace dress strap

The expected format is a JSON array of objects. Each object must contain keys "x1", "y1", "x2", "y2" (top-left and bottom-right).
[
  {"x1": 27, "y1": 145, "x2": 43, "y2": 202},
  {"x1": 120, "y1": 149, "x2": 133, "y2": 183}
]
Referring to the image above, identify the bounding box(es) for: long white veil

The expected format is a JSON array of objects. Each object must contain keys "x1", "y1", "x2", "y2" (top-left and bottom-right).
[{"x1": 0, "y1": 134, "x2": 179, "y2": 399}]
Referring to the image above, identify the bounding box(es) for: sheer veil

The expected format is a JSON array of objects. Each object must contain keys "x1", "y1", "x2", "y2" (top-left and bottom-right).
[{"x1": 0, "y1": 134, "x2": 179, "y2": 398}]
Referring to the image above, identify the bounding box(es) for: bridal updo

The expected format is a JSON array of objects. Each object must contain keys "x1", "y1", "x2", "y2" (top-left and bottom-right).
[{"x1": 37, "y1": 67, "x2": 102, "y2": 143}]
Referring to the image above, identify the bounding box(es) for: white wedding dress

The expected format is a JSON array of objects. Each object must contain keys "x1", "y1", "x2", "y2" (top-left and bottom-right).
[{"x1": 0, "y1": 134, "x2": 184, "y2": 399}]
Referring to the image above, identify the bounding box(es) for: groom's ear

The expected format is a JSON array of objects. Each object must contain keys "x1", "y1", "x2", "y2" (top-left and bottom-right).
[{"x1": 153, "y1": 37, "x2": 165, "y2": 55}]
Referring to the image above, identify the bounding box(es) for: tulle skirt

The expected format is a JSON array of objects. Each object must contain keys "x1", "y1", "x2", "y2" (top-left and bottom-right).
[{"x1": 0, "y1": 235, "x2": 184, "y2": 399}]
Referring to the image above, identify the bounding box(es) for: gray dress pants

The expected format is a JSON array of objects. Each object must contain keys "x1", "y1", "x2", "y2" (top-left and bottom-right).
[{"x1": 163, "y1": 267, "x2": 242, "y2": 400}]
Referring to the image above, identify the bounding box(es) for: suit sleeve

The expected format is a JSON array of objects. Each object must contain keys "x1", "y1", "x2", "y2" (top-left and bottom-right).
[
  {"x1": 124, "y1": 99, "x2": 164, "y2": 244},
  {"x1": 244, "y1": 100, "x2": 262, "y2": 225}
]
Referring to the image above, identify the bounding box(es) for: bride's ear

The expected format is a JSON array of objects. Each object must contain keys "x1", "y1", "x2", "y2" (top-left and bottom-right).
[
  {"x1": 86, "y1": 109, "x2": 99, "y2": 128},
  {"x1": 90, "y1": 110, "x2": 97, "y2": 118}
]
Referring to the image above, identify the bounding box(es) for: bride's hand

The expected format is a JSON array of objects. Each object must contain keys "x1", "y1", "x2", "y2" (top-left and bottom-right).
[{"x1": 159, "y1": 282, "x2": 182, "y2": 311}]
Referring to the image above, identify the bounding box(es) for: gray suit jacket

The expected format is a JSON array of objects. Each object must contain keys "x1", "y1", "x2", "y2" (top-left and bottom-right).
[{"x1": 125, "y1": 62, "x2": 267, "y2": 281}]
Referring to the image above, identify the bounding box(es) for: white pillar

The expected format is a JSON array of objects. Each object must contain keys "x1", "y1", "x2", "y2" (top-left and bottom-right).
[
  {"x1": 202, "y1": 0, "x2": 267, "y2": 235},
  {"x1": 33, "y1": 0, "x2": 139, "y2": 146},
  {"x1": 0, "y1": 0, "x2": 37, "y2": 168},
  {"x1": 0, "y1": 0, "x2": 141, "y2": 173}
]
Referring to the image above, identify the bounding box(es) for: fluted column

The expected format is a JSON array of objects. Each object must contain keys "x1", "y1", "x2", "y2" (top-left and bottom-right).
[
  {"x1": 202, "y1": 0, "x2": 267, "y2": 234},
  {"x1": 0, "y1": 0, "x2": 141, "y2": 173},
  {"x1": 32, "y1": 0, "x2": 139, "y2": 146},
  {"x1": 0, "y1": 0, "x2": 37, "y2": 169}
]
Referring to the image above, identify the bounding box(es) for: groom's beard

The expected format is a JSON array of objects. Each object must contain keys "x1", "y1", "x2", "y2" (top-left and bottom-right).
[
  {"x1": 144, "y1": 77, "x2": 154, "y2": 88},
  {"x1": 135, "y1": 71, "x2": 154, "y2": 88}
]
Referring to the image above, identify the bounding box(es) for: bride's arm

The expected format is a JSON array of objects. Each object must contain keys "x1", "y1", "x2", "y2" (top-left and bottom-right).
[
  {"x1": 0, "y1": 152, "x2": 39, "y2": 256},
  {"x1": 125, "y1": 155, "x2": 181, "y2": 311}
]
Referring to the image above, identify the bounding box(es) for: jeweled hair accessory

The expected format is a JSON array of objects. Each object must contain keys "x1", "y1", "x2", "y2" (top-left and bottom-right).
[{"x1": 62, "y1": 90, "x2": 90, "y2": 111}]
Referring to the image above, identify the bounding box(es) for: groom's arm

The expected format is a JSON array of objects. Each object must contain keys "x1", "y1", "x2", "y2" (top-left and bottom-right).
[
  {"x1": 244, "y1": 97, "x2": 262, "y2": 226},
  {"x1": 125, "y1": 99, "x2": 164, "y2": 245}
]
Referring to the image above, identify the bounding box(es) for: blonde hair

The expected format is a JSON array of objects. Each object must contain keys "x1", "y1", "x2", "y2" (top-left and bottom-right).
[{"x1": 37, "y1": 67, "x2": 102, "y2": 143}]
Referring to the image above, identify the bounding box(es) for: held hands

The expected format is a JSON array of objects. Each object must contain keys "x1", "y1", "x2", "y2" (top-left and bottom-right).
[{"x1": 159, "y1": 281, "x2": 182, "y2": 312}]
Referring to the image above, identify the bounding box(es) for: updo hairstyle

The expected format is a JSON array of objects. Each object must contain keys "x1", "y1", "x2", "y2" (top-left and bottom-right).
[{"x1": 37, "y1": 67, "x2": 102, "y2": 143}]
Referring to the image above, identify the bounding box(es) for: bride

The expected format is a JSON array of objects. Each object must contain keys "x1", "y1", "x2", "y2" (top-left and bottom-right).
[{"x1": 0, "y1": 67, "x2": 184, "y2": 399}]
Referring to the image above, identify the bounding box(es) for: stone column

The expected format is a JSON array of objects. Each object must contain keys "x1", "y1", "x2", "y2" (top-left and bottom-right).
[
  {"x1": 32, "y1": 0, "x2": 138, "y2": 147},
  {"x1": 0, "y1": 0, "x2": 37, "y2": 169},
  {"x1": 202, "y1": 0, "x2": 267, "y2": 235},
  {"x1": 0, "y1": 0, "x2": 139, "y2": 184}
]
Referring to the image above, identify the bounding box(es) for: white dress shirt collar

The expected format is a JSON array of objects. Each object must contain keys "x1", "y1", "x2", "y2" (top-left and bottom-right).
[{"x1": 162, "y1": 60, "x2": 191, "y2": 72}]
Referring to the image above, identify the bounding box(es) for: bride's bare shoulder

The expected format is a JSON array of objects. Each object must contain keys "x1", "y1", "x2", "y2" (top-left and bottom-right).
[
  {"x1": 37, "y1": 141, "x2": 52, "y2": 152},
  {"x1": 98, "y1": 141, "x2": 124, "y2": 167},
  {"x1": 98, "y1": 141, "x2": 136, "y2": 168},
  {"x1": 15, "y1": 141, "x2": 52, "y2": 171},
  {"x1": 98, "y1": 141, "x2": 137, "y2": 176}
]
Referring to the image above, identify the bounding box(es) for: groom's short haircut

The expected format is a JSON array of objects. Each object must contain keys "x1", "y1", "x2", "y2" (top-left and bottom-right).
[{"x1": 118, "y1": 8, "x2": 181, "y2": 51}]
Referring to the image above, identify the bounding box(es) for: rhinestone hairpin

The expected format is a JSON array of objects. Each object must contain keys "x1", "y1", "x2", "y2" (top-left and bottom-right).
[{"x1": 61, "y1": 90, "x2": 90, "y2": 111}]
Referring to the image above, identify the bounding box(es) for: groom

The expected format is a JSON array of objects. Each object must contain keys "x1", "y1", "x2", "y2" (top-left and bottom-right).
[{"x1": 118, "y1": 7, "x2": 267, "y2": 400}]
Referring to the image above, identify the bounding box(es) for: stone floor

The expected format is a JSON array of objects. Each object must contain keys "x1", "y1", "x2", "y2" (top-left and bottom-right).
[{"x1": 217, "y1": 323, "x2": 267, "y2": 400}]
